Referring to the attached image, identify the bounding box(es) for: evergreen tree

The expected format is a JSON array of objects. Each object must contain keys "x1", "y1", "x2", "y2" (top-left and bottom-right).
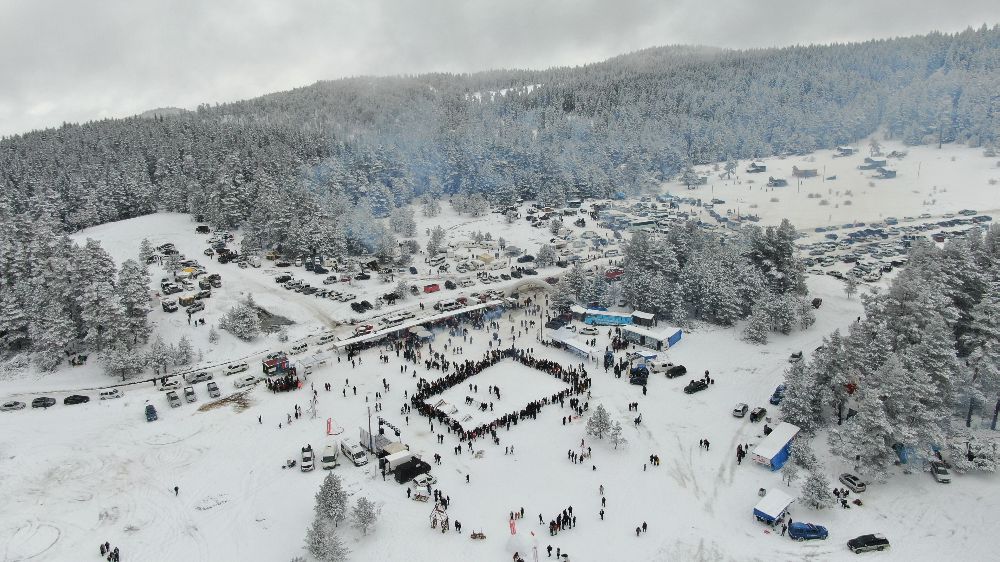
[
  {"x1": 535, "y1": 244, "x2": 557, "y2": 267},
  {"x1": 315, "y1": 472, "x2": 349, "y2": 528},
  {"x1": 799, "y1": 467, "x2": 835, "y2": 509},
  {"x1": 175, "y1": 335, "x2": 193, "y2": 366},
  {"x1": 208, "y1": 325, "x2": 220, "y2": 344},
  {"x1": 844, "y1": 277, "x2": 858, "y2": 300},
  {"x1": 219, "y1": 302, "x2": 262, "y2": 341},
  {"x1": 352, "y1": 496, "x2": 379, "y2": 535},
  {"x1": 780, "y1": 361, "x2": 823, "y2": 432},
  {"x1": 742, "y1": 305, "x2": 770, "y2": 344},
  {"x1": 609, "y1": 420, "x2": 627, "y2": 450},
  {"x1": 304, "y1": 516, "x2": 349, "y2": 562},
  {"x1": 148, "y1": 334, "x2": 172, "y2": 373},
  {"x1": 550, "y1": 278, "x2": 575, "y2": 314},
  {"x1": 586, "y1": 404, "x2": 612, "y2": 439},
  {"x1": 426, "y1": 226, "x2": 446, "y2": 257},
  {"x1": 118, "y1": 258, "x2": 152, "y2": 346},
  {"x1": 139, "y1": 238, "x2": 156, "y2": 264}
]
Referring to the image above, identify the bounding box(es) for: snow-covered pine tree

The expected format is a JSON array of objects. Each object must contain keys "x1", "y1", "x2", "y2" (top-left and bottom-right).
[
  {"x1": 535, "y1": 244, "x2": 557, "y2": 267},
  {"x1": 208, "y1": 326, "x2": 220, "y2": 344},
  {"x1": 780, "y1": 361, "x2": 823, "y2": 432},
  {"x1": 550, "y1": 278, "x2": 575, "y2": 314},
  {"x1": 278, "y1": 326, "x2": 289, "y2": 342},
  {"x1": 315, "y1": 472, "x2": 349, "y2": 528},
  {"x1": 352, "y1": 496, "x2": 379, "y2": 535},
  {"x1": 742, "y1": 304, "x2": 770, "y2": 344},
  {"x1": 175, "y1": 335, "x2": 193, "y2": 366},
  {"x1": 586, "y1": 404, "x2": 612, "y2": 439},
  {"x1": 426, "y1": 226, "x2": 446, "y2": 256},
  {"x1": 148, "y1": 334, "x2": 172, "y2": 373},
  {"x1": 799, "y1": 467, "x2": 835, "y2": 509},
  {"x1": 139, "y1": 238, "x2": 155, "y2": 264},
  {"x1": 118, "y1": 258, "x2": 152, "y2": 346},
  {"x1": 609, "y1": 420, "x2": 627, "y2": 449},
  {"x1": 781, "y1": 459, "x2": 801, "y2": 487},
  {"x1": 304, "y1": 516, "x2": 349, "y2": 562},
  {"x1": 219, "y1": 302, "x2": 261, "y2": 341},
  {"x1": 844, "y1": 277, "x2": 858, "y2": 300},
  {"x1": 549, "y1": 218, "x2": 563, "y2": 236}
]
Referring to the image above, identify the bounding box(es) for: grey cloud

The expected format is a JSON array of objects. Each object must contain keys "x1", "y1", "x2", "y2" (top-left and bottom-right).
[{"x1": 0, "y1": 0, "x2": 996, "y2": 136}]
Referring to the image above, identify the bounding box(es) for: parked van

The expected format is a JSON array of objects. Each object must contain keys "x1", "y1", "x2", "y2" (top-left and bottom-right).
[
  {"x1": 290, "y1": 342, "x2": 309, "y2": 355},
  {"x1": 341, "y1": 441, "x2": 369, "y2": 466},
  {"x1": 316, "y1": 332, "x2": 337, "y2": 345},
  {"x1": 321, "y1": 443, "x2": 340, "y2": 469},
  {"x1": 434, "y1": 300, "x2": 462, "y2": 312},
  {"x1": 166, "y1": 390, "x2": 182, "y2": 408},
  {"x1": 428, "y1": 255, "x2": 446, "y2": 267}
]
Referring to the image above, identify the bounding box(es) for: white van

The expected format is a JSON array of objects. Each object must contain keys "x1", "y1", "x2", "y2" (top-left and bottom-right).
[
  {"x1": 316, "y1": 332, "x2": 337, "y2": 345},
  {"x1": 341, "y1": 441, "x2": 368, "y2": 466},
  {"x1": 321, "y1": 443, "x2": 340, "y2": 469},
  {"x1": 487, "y1": 261, "x2": 506, "y2": 271},
  {"x1": 428, "y1": 255, "x2": 446, "y2": 267},
  {"x1": 604, "y1": 249, "x2": 621, "y2": 257},
  {"x1": 290, "y1": 342, "x2": 309, "y2": 355}
]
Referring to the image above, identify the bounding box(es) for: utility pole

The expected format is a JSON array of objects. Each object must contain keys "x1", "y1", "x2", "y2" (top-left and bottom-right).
[{"x1": 367, "y1": 406, "x2": 373, "y2": 451}]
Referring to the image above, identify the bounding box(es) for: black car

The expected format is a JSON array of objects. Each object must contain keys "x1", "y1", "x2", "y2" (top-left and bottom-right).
[
  {"x1": 510, "y1": 270, "x2": 522, "y2": 279},
  {"x1": 522, "y1": 268, "x2": 538, "y2": 276},
  {"x1": 64, "y1": 394, "x2": 90, "y2": 405},
  {"x1": 847, "y1": 534, "x2": 890, "y2": 553},
  {"x1": 360, "y1": 300, "x2": 374, "y2": 311},
  {"x1": 32, "y1": 397, "x2": 56, "y2": 408},
  {"x1": 355, "y1": 273, "x2": 371, "y2": 281},
  {"x1": 749, "y1": 407, "x2": 767, "y2": 422},
  {"x1": 517, "y1": 255, "x2": 535, "y2": 263},
  {"x1": 444, "y1": 280, "x2": 457, "y2": 290},
  {"x1": 664, "y1": 365, "x2": 687, "y2": 378},
  {"x1": 276, "y1": 261, "x2": 291, "y2": 267},
  {"x1": 683, "y1": 380, "x2": 709, "y2": 394},
  {"x1": 409, "y1": 266, "x2": 418, "y2": 274},
  {"x1": 275, "y1": 274, "x2": 292, "y2": 283},
  {"x1": 314, "y1": 265, "x2": 329, "y2": 274},
  {"x1": 350, "y1": 302, "x2": 365, "y2": 313}
]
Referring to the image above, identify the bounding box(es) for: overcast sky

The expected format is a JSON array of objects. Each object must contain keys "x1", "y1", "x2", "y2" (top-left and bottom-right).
[{"x1": 0, "y1": 0, "x2": 996, "y2": 137}]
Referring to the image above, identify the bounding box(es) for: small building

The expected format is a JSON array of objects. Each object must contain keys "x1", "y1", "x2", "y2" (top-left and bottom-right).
[
  {"x1": 835, "y1": 146, "x2": 857, "y2": 157},
  {"x1": 631, "y1": 311, "x2": 656, "y2": 327},
  {"x1": 620, "y1": 325, "x2": 682, "y2": 351},
  {"x1": 858, "y1": 157, "x2": 887, "y2": 170},
  {"x1": 567, "y1": 198, "x2": 583, "y2": 208},
  {"x1": 746, "y1": 162, "x2": 767, "y2": 173},
  {"x1": 792, "y1": 166, "x2": 818, "y2": 178},
  {"x1": 767, "y1": 177, "x2": 788, "y2": 187},
  {"x1": 549, "y1": 328, "x2": 597, "y2": 359},
  {"x1": 751, "y1": 422, "x2": 800, "y2": 470},
  {"x1": 583, "y1": 310, "x2": 633, "y2": 326},
  {"x1": 876, "y1": 167, "x2": 896, "y2": 179},
  {"x1": 753, "y1": 489, "x2": 795, "y2": 526}
]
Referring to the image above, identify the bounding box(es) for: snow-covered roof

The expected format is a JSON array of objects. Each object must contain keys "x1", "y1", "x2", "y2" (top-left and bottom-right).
[
  {"x1": 570, "y1": 305, "x2": 588, "y2": 315},
  {"x1": 752, "y1": 422, "x2": 800, "y2": 460},
  {"x1": 621, "y1": 324, "x2": 682, "y2": 342},
  {"x1": 549, "y1": 328, "x2": 597, "y2": 356},
  {"x1": 632, "y1": 311, "x2": 655, "y2": 321},
  {"x1": 753, "y1": 489, "x2": 794, "y2": 518}
]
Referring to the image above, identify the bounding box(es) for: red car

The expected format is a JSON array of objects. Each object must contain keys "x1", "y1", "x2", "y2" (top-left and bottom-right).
[
  {"x1": 423, "y1": 284, "x2": 440, "y2": 293},
  {"x1": 354, "y1": 325, "x2": 374, "y2": 336}
]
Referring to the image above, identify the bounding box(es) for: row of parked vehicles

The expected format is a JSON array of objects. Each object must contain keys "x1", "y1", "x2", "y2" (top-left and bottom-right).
[{"x1": 1, "y1": 389, "x2": 123, "y2": 411}]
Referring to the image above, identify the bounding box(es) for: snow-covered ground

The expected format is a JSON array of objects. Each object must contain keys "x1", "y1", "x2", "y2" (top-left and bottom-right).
[
  {"x1": 3, "y1": 145, "x2": 999, "y2": 561},
  {"x1": 670, "y1": 141, "x2": 1000, "y2": 229}
]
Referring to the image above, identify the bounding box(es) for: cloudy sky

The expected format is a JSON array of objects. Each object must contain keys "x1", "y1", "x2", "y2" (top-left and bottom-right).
[{"x1": 0, "y1": 0, "x2": 995, "y2": 136}]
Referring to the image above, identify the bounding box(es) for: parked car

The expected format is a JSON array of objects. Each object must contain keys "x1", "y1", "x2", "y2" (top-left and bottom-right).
[
  {"x1": 749, "y1": 407, "x2": 767, "y2": 422},
  {"x1": 166, "y1": 390, "x2": 182, "y2": 408},
  {"x1": 64, "y1": 394, "x2": 90, "y2": 405},
  {"x1": 206, "y1": 381, "x2": 221, "y2": 398},
  {"x1": 32, "y1": 397, "x2": 56, "y2": 409},
  {"x1": 98, "y1": 389, "x2": 122, "y2": 400},
  {"x1": 769, "y1": 384, "x2": 786, "y2": 405},
  {"x1": 580, "y1": 326, "x2": 599, "y2": 336},
  {"x1": 158, "y1": 379, "x2": 181, "y2": 391},
  {"x1": 1, "y1": 400, "x2": 26, "y2": 411},
  {"x1": 145, "y1": 404, "x2": 158, "y2": 422},
  {"x1": 225, "y1": 363, "x2": 249, "y2": 376},
  {"x1": 162, "y1": 299, "x2": 178, "y2": 312},
  {"x1": 930, "y1": 460, "x2": 951, "y2": 483},
  {"x1": 183, "y1": 386, "x2": 197, "y2": 403},
  {"x1": 301, "y1": 445, "x2": 315, "y2": 472},
  {"x1": 411, "y1": 472, "x2": 437, "y2": 487},
  {"x1": 665, "y1": 365, "x2": 687, "y2": 378},
  {"x1": 354, "y1": 325, "x2": 374, "y2": 336},
  {"x1": 733, "y1": 403, "x2": 749, "y2": 417},
  {"x1": 684, "y1": 380, "x2": 709, "y2": 394},
  {"x1": 234, "y1": 374, "x2": 260, "y2": 389},
  {"x1": 839, "y1": 473, "x2": 867, "y2": 493},
  {"x1": 184, "y1": 371, "x2": 213, "y2": 384},
  {"x1": 847, "y1": 534, "x2": 890, "y2": 553},
  {"x1": 789, "y1": 351, "x2": 803, "y2": 363},
  {"x1": 188, "y1": 301, "x2": 205, "y2": 313},
  {"x1": 788, "y1": 522, "x2": 828, "y2": 541}
]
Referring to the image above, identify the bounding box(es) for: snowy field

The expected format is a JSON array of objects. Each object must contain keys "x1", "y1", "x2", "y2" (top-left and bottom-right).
[
  {"x1": 429, "y1": 360, "x2": 571, "y2": 431},
  {"x1": 670, "y1": 141, "x2": 1000, "y2": 229},
  {"x1": 2, "y1": 145, "x2": 1000, "y2": 561},
  {"x1": 3, "y1": 272, "x2": 999, "y2": 561}
]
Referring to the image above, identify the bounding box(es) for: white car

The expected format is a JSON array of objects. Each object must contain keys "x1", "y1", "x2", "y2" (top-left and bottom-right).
[
  {"x1": 234, "y1": 374, "x2": 260, "y2": 389},
  {"x1": 411, "y1": 473, "x2": 437, "y2": 487},
  {"x1": 1, "y1": 400, "x2": 26, "y2": 411},
  {"x1": 158, "y1": 379, "x2": 181, "y2": 391},
  {"x1": 580, "y1": 326, "x2": 599, "y2": 336},
  {"x1": 301, "y1": 445, "x2": 315, "y2": 472},
  {"x1": 100, "y1": 389, "x2": 123, "y2": 400},
  {"x1": 225, "y1": 363, "x2": 249, "y2": 376}
]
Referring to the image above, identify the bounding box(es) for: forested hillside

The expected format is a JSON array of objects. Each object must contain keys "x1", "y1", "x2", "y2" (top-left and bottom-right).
[{"x1": 2, "y1": 26, "x2": 998, "y2": 238}]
